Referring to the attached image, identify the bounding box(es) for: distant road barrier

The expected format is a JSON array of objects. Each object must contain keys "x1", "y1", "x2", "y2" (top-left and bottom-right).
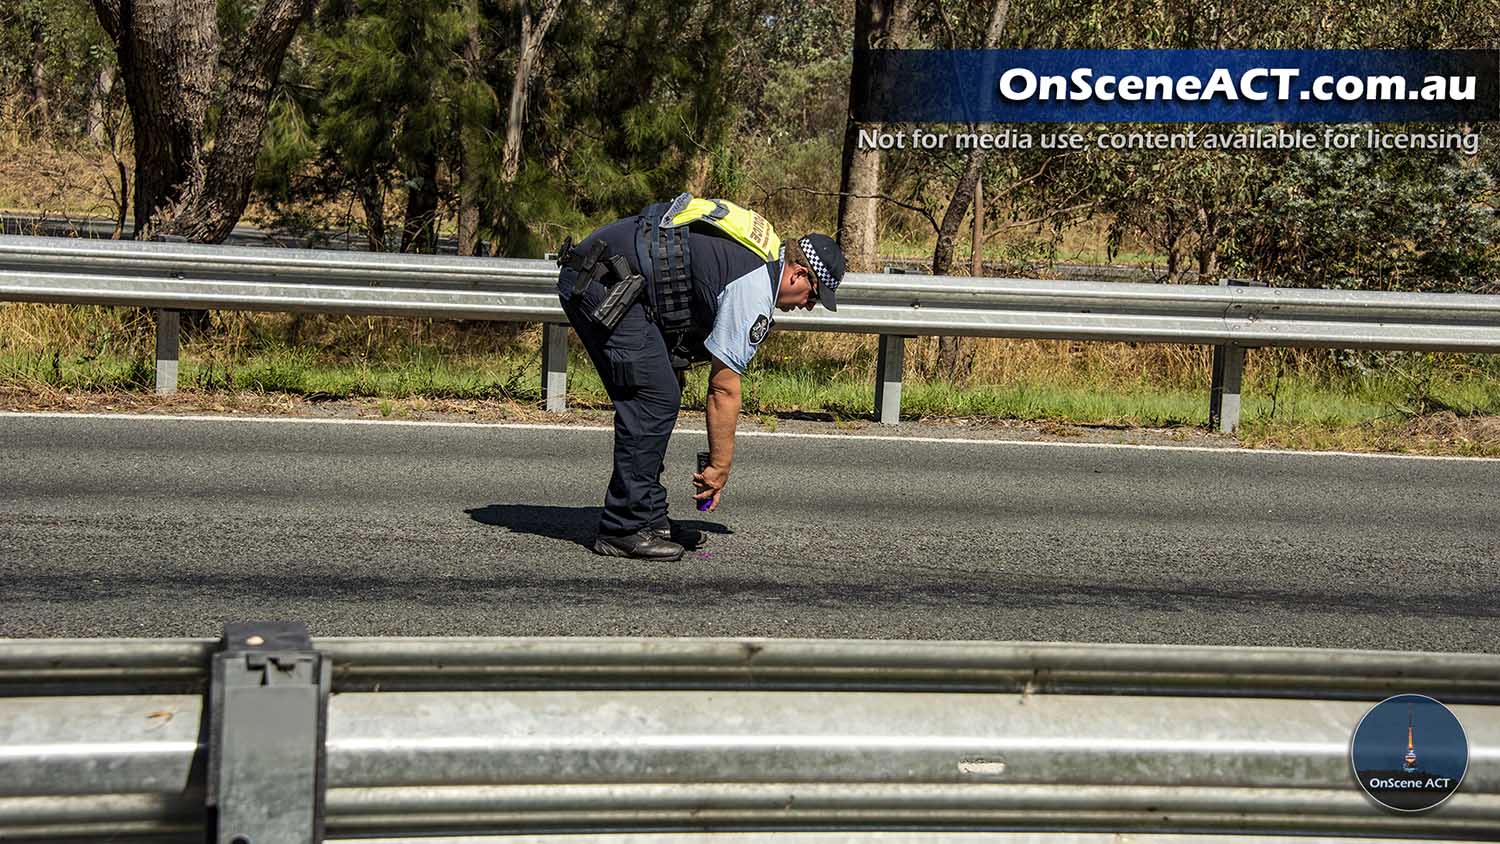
[
  {"x1": 3, "y1": 624, "x2": 1499, "y2": 842},
  {"x1": 3, "y1": 234, "x2": 1499, "y2": 430}
]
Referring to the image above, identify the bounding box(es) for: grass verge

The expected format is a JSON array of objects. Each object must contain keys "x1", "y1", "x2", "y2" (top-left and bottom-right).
[{"x1": 3, "y1": 326, "x2": 1496, "y2": 457}]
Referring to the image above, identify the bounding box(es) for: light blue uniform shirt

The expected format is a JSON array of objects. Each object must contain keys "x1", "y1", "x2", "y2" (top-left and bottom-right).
[{"x1": 703, "y1": 262, "x2": 779, "y2": 375}]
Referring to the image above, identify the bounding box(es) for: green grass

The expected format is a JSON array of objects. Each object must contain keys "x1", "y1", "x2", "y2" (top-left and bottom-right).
[
  {"x1": 733, "y1": 366, "x2": 1496, "y2": 429},
  {"x1": 5, "y1": 347, "x2": 1495, "y2": 427},
  {"x1": 0, "y1": 347, "x2": 546, "y2": 403}
]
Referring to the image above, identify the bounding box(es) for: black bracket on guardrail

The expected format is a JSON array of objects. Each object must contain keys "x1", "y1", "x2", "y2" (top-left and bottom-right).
[{"x1": 207, "y1": 621, "x2": 330, "y2": 844}]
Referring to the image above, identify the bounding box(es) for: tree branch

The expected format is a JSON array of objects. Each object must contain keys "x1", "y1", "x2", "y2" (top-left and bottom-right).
[
  {"x1": 528, "y1": 0, "x2": 563, "y2": 53},
  {"x1": 90, "y1": 0, "x2": 121, "y2": 45},
  {"x1": 759, "y1": 182, "x2": 939, "y2": 233},
  {"x1": 930, "y1": 0, "x2": 961, "y2": 49},
  {"x1": 930, "y1": 0, "x2": 1012, "y2": 276},
  {"x1": 501, "y1": 0, "x2": 563, "y2": 182},
  {"x1": 985, "y1": 199, "x2": 1102, "y2": 239}
]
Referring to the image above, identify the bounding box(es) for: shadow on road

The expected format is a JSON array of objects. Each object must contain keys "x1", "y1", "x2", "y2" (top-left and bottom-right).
[{"x1": 465, "y1": 503, "x2": 733, "y2": 549}]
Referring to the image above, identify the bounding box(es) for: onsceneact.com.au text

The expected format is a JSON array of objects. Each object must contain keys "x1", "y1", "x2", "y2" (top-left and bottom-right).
[{"x1": 997, "y1": 68, "x2": 1479, "y2": 103}]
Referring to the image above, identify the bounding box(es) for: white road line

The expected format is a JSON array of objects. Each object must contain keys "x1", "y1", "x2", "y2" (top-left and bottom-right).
[{"x1": 1, "y1": 410, "x2": 1495, "y2": 463}]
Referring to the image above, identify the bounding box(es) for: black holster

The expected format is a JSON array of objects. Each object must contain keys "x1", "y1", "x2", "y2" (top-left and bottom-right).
[
  {"x1": 557, "y1": 239, "x2": 644, "y2": 331},
  {"x1": 589, "y1": 256, "x2": 644, "y2": 330}
]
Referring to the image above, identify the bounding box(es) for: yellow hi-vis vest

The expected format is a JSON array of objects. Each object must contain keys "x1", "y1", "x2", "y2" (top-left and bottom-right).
[{"x1": 658, "y1": 193, "x2": 780, "y2": 261}]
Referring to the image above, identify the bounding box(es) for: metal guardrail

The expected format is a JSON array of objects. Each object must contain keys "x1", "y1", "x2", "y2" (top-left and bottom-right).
[
  {"x1": 3, "y1": 629, "x2": 1499, "y2": 842},
  {"x1": 3, "y1": 234, "x2": 1499, "y2": 430}
]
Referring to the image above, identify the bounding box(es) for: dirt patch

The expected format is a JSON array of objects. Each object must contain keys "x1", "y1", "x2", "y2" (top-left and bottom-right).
[{"x1": 1403, "y1": 411, "x2": 1500, "y2": 451}]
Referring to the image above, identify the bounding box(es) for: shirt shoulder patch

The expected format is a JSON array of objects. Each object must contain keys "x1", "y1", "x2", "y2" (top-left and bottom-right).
[{"x1": 749, "y1": 314, "x2": 771, "y2": 345}]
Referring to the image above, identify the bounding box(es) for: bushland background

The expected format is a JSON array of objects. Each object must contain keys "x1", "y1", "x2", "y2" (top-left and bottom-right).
[{"x1": 1, "y1": 0, "x2": 1497, "y2": 453}]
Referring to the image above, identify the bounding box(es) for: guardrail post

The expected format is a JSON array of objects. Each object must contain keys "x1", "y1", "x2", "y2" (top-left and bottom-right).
[
  {"x1": 542, "y1": 323, "x2": 568, "y2": 413},
  {"x1": 874, "y1": 334, "x2": 906, "y2": 425},
  {"x1": 1209, "y1": 279, "x2": 1265, "y2": 434},
  {"x1": 154, "y1": 309, "x2": 180, "y2": 395},
  {"x1": 1209, "y1": 341, "x2": 1244, "y2": 433},
  {"x1": 873, "y1": 267, "x2": 910, "y2": 425},
  {"x1": 208, "y1": 621, "x2": 330, "y2": 844}
]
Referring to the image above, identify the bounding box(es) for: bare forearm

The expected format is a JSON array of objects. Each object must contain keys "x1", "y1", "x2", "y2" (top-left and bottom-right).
[{"x1": 705, "y1": 387, "x2": 740, "y2": 469}]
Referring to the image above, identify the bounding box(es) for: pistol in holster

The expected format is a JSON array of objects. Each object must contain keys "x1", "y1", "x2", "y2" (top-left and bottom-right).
[
  {"x1": 588, "y1": 255, "x2": 645, "y2": 331},
  {"x1": 557, "y1": 237, "x2": 646, "y2": 332}
]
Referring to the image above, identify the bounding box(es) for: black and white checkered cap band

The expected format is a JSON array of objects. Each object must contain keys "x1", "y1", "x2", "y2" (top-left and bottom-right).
[{"x1": 799, "y1": 236, "x2": 838, "y2": 290}]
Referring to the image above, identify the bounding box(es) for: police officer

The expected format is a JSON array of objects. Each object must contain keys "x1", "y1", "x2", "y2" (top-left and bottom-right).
[{"x1": 556, "y1": 194, "x2": 846, "y2": 561}]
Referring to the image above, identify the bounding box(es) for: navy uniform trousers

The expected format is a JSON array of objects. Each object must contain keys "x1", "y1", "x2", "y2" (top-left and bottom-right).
[{"x1": 557, "y1": 239, "x2": 684, "y2": 537}]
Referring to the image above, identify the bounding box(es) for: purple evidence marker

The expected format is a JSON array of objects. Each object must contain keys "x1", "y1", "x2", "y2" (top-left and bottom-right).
[{"x1": 696, "y1": 450, "x2": 713, "y2": 511}]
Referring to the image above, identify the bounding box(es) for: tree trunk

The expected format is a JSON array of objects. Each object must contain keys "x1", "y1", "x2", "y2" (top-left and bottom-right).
[
  {"x1": 836, "y1": 0, "x2": 906, "y2": 272},
  {"x1": 111, "y1": 159, "x2": 129, "y2": 239},
  {"x1": 401, "y1": 151, "x2": 440, "y2": 254},
  {"x1": 1198, "y1": 250, "x2": 1218, "y2": 277},
  {"x1": 98, "y1": 0, "x2": 216, "y2": 235},
  {"x1": 171, "y1": 0, "x2": 315, "y2": 242},
  {"x1": 28, "y1": 14, "x2": 50, "y2": 130},
  {"x1": 1196, "y1": 206, "x2": 1221, "y2": 278},
  {"x1": 971, "y1": 179, "x2": 983, "y2": 277},
  {"x1": 85, "y1": 63, "x2": 116, "y2": 144},
  {"x1": 1162, "y1": 210, "x2": 1189, "y2": 283},
  {"x1": 932, "y1": 0, "x2": 1009, "y2": 379},
  {"x1": 457, "y1": 0, "x2": 482, "y2": 256},
  {"x1": 360, "y1": 174, "x2": 386, "y2": 252},
  {"x1": 500, "y1": 0, "x2": 562, "y2": 183},
  {"x1": 91, "y1": 0, "x2": 315, "y2": 242},
  {"x1": 932, "y1": 159, "x2": 985, "y2": 277}
]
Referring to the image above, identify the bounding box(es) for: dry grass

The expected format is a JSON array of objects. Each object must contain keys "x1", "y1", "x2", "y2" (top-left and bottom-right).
[
  {"x1": 0, "y1": 304, "x2": 534, "y2": 359},
  {"x1": 1240, "y1": 411, "x2": 1500, "y2": 457},
  {"x1": 0, "y1": 119, "x2": 354, "y2": 237},
  {"x1": 0, "y1": 302, "x2": 1440, "y2": 396},
  {"x1": 0, "y1": 303, "x2": 155, "y2": 355},
  {"x1": 0, "y1": 123, "x2": 127, "y2": 224},
  {"x1": 761, "y1": 331, "x2": 1292, "y2": 389}
]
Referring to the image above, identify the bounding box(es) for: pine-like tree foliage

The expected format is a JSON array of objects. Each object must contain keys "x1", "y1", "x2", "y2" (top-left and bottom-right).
[
  {"x1": 485, "y1": 0, "x2": 766, "y2": 252},
  {"x1": 527, "y1": 0, "x2": 748, "y2": 216},
  {"x1": 252, "y1": 0, "x2": 761, "y2": 255}
]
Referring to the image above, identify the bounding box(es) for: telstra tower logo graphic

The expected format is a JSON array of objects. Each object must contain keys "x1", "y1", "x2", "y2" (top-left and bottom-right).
[
  {"x1": 1402, "y1": 703, "x2": 1419, "y2": 773},
  {"x1": 1351, "y1": 694, "x2": 1469, "y2": 812}
]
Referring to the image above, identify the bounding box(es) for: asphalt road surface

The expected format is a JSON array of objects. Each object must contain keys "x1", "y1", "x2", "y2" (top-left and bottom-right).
[{"x1": 2, "y1": 412, "x2": 1497, "y2": 649}]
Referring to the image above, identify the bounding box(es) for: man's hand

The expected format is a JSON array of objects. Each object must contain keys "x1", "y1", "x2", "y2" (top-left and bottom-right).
[{"x1": 693, "y1": 462, "x2": 729, "y2": 511}]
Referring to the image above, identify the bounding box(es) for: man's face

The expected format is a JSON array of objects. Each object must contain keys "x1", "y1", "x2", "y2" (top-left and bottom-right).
[{"x1": 776, "y1": 265, "x2": 818, "y2": 312}]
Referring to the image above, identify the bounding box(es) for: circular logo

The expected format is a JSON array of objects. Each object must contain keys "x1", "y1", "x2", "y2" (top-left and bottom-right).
[
  {"x1": 1351, "y1": 693, "x2": 1468, "y2": 812},
  {"x1": 748, "y1": 314, "x2": 771, "y2": 345}
]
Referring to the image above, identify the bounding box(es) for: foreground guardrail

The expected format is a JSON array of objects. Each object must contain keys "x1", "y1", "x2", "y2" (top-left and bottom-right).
[
  {"x1": 3, "y1": 625, "x2": 1499, "y2": 842},
  {"x1": 3, "y1": 234, "x2": 1499, "y2": 430}
]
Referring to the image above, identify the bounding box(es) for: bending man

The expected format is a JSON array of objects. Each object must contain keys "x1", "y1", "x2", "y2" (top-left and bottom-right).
[{"x1": 555, "y1": 193, "x2": 845, "y2": 561}]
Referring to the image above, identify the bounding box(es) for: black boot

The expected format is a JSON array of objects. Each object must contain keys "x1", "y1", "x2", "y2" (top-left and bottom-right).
[
  {"x1": 651, "y1": 521, "x2": 706, "y2": 550},
  {"x1": 593, "y1": 529, "x2": 685, "y2": 561}
]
